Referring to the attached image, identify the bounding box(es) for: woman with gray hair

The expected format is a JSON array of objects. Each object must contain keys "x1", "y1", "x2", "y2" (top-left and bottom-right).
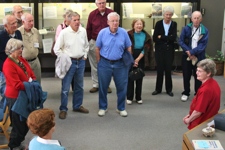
[
  {"x1": 55, "y1": 9, "x2": 73, "y2": 41},
  {"x1": 152, "y1": 5, "x2": 177, "y2": 97},
  {"x1": 183, "y1": 59, "x2": 221, "y2": 130},
  {"x1": 3, "y1": 38, "x2": 36, "y2": 149}
]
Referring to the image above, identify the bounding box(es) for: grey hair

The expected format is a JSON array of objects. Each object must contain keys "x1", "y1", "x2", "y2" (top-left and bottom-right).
[
  {"x1": 67, "y1": 12, "x2": 80, "y2": 21},
  {"x1": 95, "y1": 0, "x2": 106, "y2": 3},
  {"x1": 191, "y1": 11, "x2": 202, "y2": 19},
  {"x1": 107, "y1": 12, "x2": 120, "y2": 21},
  {"x1": 12, "y1": 5, "x2": 22, "y2": 13},
  {"x1": 63, "y1": 9, "x2": 73, "y2": 18},
  {"x1": 197, "y1": 59, "x2": 216, "y2": 78},
  {"x1": 21, "y1": 12, "x2": 32, "y2": 22},
  {"x1": 3, "y1": 15, "x2": 11, "y2": 25},
  {"x1": 5, "y1": 38, "x2": 23, "y2": 55},
  {"x1": 163, "y1": 6, "x2": 174, "y2": 16}
]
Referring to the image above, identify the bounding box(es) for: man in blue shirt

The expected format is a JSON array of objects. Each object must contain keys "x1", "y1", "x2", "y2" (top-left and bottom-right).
[{"x1": 96, "y1": 12, "x2": 132, "y2": 117}]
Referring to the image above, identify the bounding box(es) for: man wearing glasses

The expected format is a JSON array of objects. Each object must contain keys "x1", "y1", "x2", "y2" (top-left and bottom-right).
[
  {"x1": 179, "y1": 11, "x2": 209, "y2": 102},
  {"x1": 0, "y1": 15, "x2": 22, "y2": 108},
  {"x1": 12, "y1": 5, "x2": 23, "y2": 28},
  {"x1": 18, "y1": 13, "x2": 41, "y2": 83},
  {"x1": 86, "y1": 0, "x2": 114, "y2": 93},
  {"x1": 96, "y1": 12, "x2": 132, "y2": 117}
]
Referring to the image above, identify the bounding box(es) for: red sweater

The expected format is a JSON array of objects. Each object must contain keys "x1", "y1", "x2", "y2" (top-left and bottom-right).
[
  {"x1": 188, "y1": 78, "x2": 221, "y2": 129},
  {"x1": 3, "y1": 57, "x2": 36, "y2": 98}
]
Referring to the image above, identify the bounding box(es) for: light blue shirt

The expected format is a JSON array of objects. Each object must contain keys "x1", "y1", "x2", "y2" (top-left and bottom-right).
[
  {"x1": 134, "y1": 31, "x2": 145, "y2": 54},
  {"x1": 163, "y1": 20, "x2": 172, "y2": 36},
  {"x1": 96, "y1": 27, "x2": 132, "y2": 60}
]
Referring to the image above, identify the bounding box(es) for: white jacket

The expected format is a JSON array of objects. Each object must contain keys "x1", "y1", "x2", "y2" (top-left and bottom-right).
[{"x1": 55, "y1": 53, "x2": 72, "y2": 79}]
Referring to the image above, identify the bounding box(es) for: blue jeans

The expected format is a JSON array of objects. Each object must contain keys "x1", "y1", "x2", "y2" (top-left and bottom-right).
[
  {"x1": 60, "y1": 59, "x2": 85, "y2": 111},
  {"x1": 0, "y1": 72, "x2": 6, "y2": 109},
  {"x1": 98, "y1": 58, "x2": 129, "y2": 111}
]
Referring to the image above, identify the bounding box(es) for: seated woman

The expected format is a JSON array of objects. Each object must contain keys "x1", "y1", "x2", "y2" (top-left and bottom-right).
[
  {"x1": 3, "y1": 38, "x2": 36, "y2": 149},
  {"x1": 183, "y1": 59, "x2": 221, "y2": 130},
  {"x1": 27, "y1": 108, "x2": 65, "y2": 150}
]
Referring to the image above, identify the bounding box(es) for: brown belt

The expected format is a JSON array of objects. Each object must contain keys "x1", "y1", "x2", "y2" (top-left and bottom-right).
[
  {"x1": 71, "y1": 56, "x2": 83, "y2": 61},
  {"x1": 101, "y1": 56, "x2": 121, "y2": 62}
]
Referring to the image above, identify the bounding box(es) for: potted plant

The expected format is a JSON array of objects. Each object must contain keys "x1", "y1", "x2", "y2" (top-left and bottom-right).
[{"x1": 206, "y1": 50, "x2": 225, "y2": 76}]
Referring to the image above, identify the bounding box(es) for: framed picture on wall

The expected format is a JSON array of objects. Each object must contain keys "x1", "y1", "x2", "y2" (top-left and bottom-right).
[{"x1": 152, "y1": 4, "x2": 162, "y2": 18}]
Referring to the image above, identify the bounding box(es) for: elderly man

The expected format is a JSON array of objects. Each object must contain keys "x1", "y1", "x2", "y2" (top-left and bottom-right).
[
  {"x1": 86, "y1": 0, "x2": 114, "y2": 93},
  {"x1": 12, "y1": 5, "x2": 23, "y2": 28},
  {"x1": 179, "y1": 11, "x2": 209, "y2": 102},
  {"x1": 18, "y1": 13, "x2": 41, "y2": 83},
  {"x1": 0, "y1": 15, "x2": 23, "y2": 149},
  {"x1": 96, "y1": 12, "x2": 132, "y2": 117},
  {"x1": 54, "y1": 12, "x2": 89, "y2": 119}
]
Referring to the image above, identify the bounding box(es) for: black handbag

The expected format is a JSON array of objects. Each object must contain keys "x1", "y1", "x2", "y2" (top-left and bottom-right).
[{"x1": 129, "y1": 68, "x2": 145, "y2": 81}]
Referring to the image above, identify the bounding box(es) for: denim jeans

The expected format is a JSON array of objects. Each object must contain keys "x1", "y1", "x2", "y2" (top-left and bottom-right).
[
  {"x1": 98, "y1": 58, "x2": 129, "y2": 111},
  {"x1": 60, "y1": 59, "x2": 85, "y2": 111},
  {"x1": 0, "y1": 72, "x2": 6, "y2": 109}
]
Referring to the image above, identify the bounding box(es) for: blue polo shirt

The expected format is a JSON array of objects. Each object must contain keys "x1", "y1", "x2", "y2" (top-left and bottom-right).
[{"x1": 96, "y1": 27, "x2": 132, "y2": 60}]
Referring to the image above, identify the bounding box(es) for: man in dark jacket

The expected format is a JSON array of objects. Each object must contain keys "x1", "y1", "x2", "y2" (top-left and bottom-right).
[
  {"x1": 179, "y1": 11, "x2": 209, "y2": 102},
  {"x1": 0, "y1": 15, "x2": 22, "y2": 108}
]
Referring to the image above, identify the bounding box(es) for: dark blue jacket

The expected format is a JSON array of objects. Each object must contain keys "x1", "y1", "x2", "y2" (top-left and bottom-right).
[
  {"x1": 0, "y1": 29, "x2": 22, "y2": 71},
  {"x1": 179, "y1": 23, "x2": 209, "y2": 61},
  {"x1": 12, "y1": 80, "x2": 47, "y2": 120}
]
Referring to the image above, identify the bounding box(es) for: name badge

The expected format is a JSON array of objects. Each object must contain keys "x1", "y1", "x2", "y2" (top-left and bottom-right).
[{"x1": 34, "y1": 43, "x2": 39, "y2": 48}]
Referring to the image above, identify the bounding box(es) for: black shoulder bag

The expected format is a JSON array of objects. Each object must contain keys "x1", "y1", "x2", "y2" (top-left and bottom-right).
[{"x1": 184, "y1": 25, "x2": 199, "y2": 46}]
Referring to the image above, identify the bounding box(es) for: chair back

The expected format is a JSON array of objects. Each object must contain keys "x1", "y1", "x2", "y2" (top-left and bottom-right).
[{"x1": 0, "y1": 100, "x2": 11, "y2": 149}]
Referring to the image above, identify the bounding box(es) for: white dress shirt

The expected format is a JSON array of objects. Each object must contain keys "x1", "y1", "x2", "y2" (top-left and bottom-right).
[
  {"x1": 54, "y1": 26, "x2": 89, "y2": 59},
  {"x1": 192, "y1": 25, "x2": 201, "y2": 49}
]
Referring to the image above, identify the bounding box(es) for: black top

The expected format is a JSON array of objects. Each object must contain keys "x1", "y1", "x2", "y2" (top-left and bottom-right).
[
  {"x1": 153, "y1": 19, "x2": 177, "y2": 46},
  {"x1": 0, "y1": 29, "x2": 22, "y2": 71}
]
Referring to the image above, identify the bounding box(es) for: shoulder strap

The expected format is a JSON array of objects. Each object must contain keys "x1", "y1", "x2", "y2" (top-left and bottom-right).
[{"x1": 61, "y1": 24, "x2": 64, "y2": 30}]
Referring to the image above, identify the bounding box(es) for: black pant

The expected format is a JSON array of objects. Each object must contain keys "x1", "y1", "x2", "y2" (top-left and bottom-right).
[
  {"x1": 182, "y1": 55, "x2": 202, "y2": 96},
  {"x1": 127, "y1": 49, "x2": 144, "y2": 101},
  {"x1": 155, "y1": 44, "x2": 174, "y2": 93},
  {"x1": 6, "y1": 97, "x2": 29, "y2": 148}
]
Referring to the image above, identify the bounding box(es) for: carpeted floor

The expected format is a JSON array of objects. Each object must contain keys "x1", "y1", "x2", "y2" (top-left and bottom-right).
[{"x1": 1, "y1": 71, "x2": 225, "y2": 150}]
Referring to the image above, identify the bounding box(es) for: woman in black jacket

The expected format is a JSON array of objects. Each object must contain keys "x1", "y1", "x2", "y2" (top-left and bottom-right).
[{"x1": 152, "y1": 6, "x2": 177, "y2": 97}]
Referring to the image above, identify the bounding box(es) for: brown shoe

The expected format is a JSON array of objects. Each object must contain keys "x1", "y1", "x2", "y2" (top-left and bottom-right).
[
  {"x1": 108, "y1": 87, "x2": 112, "y2": 93},
  {"x1": 90, "y1": 87, "x2": 99, "y2": 93},
  {"x1": 73, "y1": 106, "x2": 89, "y2": 113},
  {"x1": 59, "y1": 111, "x2": 67, "y2": 119}
]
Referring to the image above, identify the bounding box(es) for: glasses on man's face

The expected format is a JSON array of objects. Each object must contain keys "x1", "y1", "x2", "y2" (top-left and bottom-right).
[
  {"x1": 10, "y1": 21, "x2": 18, "y2": 26},
  {"x1": 97, "y1": 2, "x2": 106, "y2": 5},
  {"x1": 16, "y1": 10, "x2": 23, "y2": 14},
  {"x1": 109, "y1": 20, "x2": 119, "y2": 23}
]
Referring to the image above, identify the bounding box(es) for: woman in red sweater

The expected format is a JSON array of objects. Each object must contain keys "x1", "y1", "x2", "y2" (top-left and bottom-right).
[
  {"x1": 183, "y1": 59, "x2": 221, "y2": 130},
  {"x1": 3, "y1": 38, "x2": 36, "y2": 150}
]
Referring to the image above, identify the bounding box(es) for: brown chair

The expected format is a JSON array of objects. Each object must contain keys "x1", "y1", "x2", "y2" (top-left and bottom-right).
[{"x1": 0, "y1": 101, "x2": 11, "y2": 149}]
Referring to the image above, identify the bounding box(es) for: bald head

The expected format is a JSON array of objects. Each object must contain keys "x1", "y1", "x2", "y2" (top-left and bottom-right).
[
  {"x1": 22, "y1": 13, "x2": 34, "y2": 31},
  {"x1": 191, "y1": 11, "x2": 203, "y2": 28},
  {"x1": 13, "y1": 5, "x2": 23, "y2": 20}
]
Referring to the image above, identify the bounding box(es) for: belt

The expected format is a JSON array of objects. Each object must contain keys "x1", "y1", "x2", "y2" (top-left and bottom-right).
[
  {"x1": 101, "y1": 56, "x2": 121, "y2": 62},
  {"x1": 26, "y1": 57, "x2": 37, "y2": 62},
  {"x1": 71, "y1": 56, "x2": 83, "y2": 61}
]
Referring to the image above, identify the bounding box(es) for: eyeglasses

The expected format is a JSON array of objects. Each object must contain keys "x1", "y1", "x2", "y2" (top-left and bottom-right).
[
  {"x1": 196, "y1": 69, "x2": 205, "y2": 73},
  {"x1": 17, "y1": 46, "x2": 24, "y2": 50},
  {"x1": 10, "y1": 21, "x2": 18, "y2": 26},
  {"x1": 109, "y1": 20, "x2": 119, "y2": 23},
  {"x1": 165, "y1": 14, "x2": 173, "y2": 17},
  {"x1": 97, "y1": 2, "x2": 106, "y2": 5}
]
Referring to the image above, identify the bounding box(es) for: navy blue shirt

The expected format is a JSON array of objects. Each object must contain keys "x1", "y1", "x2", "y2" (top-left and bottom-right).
[
  {"x1": 0, "y1": 29, "x2": 22, "y2": 71},
  {"x1": 96, "y1": 27, "x2": 132, "y2": 60}
]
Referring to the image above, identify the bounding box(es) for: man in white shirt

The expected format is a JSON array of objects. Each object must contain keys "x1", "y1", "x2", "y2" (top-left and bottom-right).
[{"x1": 54, "y1": 12, "x2": 89, "y2": 119}]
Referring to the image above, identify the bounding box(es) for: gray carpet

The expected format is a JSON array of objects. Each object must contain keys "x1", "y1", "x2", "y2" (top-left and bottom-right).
[{"x1": 1, "y1": 72, "x2": 225, "y2": 150}]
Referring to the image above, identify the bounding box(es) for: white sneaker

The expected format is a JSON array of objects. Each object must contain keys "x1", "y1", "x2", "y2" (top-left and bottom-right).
[
  {"x1": 116, "y1": 109, "x2": 128, "y2": 117},
  {"x1": 181, "y1": 95, "x2": 189, "y2": 102},
  {"x1": 126, "y1": 100, "x2": 132, "y2": 105},
  {"x1": 98, "y1": 109, "x2": 107, "y2": 116},
  {"x1": 137, "y1": 100, "x2": 143, "y2": 104}
]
